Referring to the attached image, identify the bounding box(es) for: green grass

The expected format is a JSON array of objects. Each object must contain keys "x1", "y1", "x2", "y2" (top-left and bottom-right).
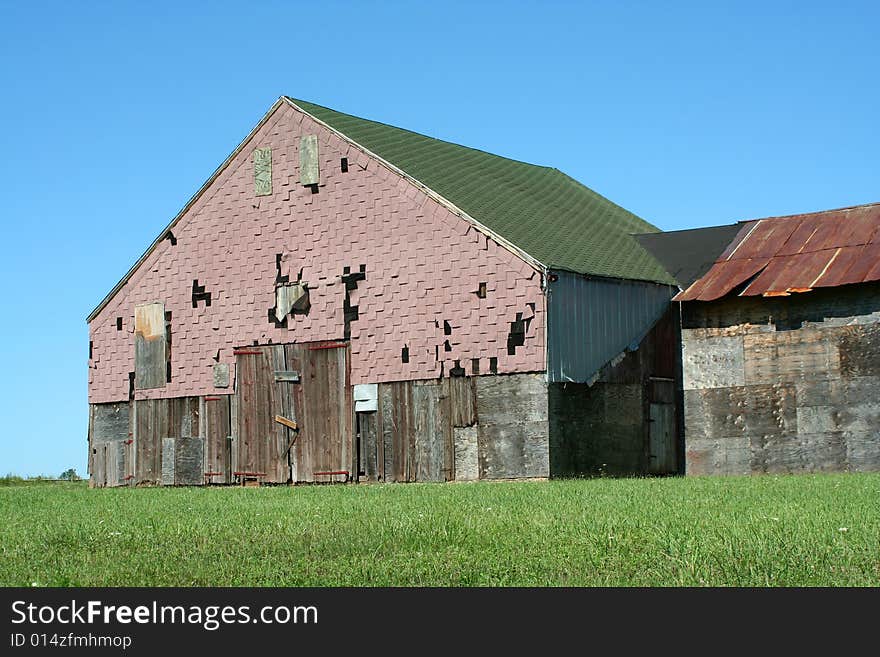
[{"x1": 1, "y1": 475, "x2": 878, "y2": 586}]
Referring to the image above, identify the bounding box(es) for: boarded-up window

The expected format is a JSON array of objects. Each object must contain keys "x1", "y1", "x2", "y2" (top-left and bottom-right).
[
  {"x1": 135, "y1": 302, "x2": 167, "y2": 390},
  {"x1": 254, "y1": 147, "x2": 272, "y2": 196},
  {"x1": 300, "y1": 135, "x2": 319, "y2": 185}
]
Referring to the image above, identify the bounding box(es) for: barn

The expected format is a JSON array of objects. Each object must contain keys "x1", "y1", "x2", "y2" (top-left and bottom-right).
[
  {"x1": 86, "y1": 96, "x2": 681, "y2": 487},
  {"x1": 642, "y1": 203, "x2": 880, "y2": 475}
]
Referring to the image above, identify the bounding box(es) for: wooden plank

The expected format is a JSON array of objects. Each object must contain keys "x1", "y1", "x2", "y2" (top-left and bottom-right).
[
  {"x1": 547, "y1": 382, "x2": 606, "y2": 477},
  {"x1": 378, "y1": 380, "x2": 414, "y2": 482},
  {"x1": 358, "y1": 412, "x2": 379, "y2": 481},
  {"x1": 235, "y1": 347, "x2": 263, "y2": 478},
  {"x1": 299, "y1": 135, "x2": 319, "y2": 186},
  {"x1": 230, "y1": 386, "x2": 239, "y2": 475},
  {"x1": 87, "y1": 404, "x2": 96, "y2": 487},
  {"x1": 91, "y1": 402, "x2": 130, "y2": 443},
  {"x1": 135, "y1": 399, "x2": 162, "y2": 484},
  {"x1": 275, "y1": 284, "x2": 307, "y2": 322},
  {"x1": 839, "y1": 323, "x2": 880, "y2": 378},
  {"x1": 648, "y1": 403, "x2": 676, "y2": 474},
  {"x1": 798, "y1": 432, "x2": 848, "y2": 472},
  {"x1": 286, "y1": 344, "x2": 305, "y2": 482},
  {"x1": 379, "y1": 384, "x2": 396, "y2": 482},
  {"x1": 845, "y1": 430, "x2": 880, "y2": 472},
  {"x1": 130, "y1": 397, "x2": 202, "y2": 485},
  {"x1": 743, "y1": 328, "x2": 841, "y2": 385},
  {"x1": 174, "y1": 436, "x2": 204, "y2": 485},
  {"x1": 682, "y1": 334, "x2": 744, "y2": 390},
  {"x1": 338, "y1": 345, "x2": 354, "y2": 478},
  {"x1": 274, "y1": 371, "x2": 301, "y2": 383},
  {"x1": 684, "y1": 385, "x2": 797, "y2": 441},
  {"x1": 649, "y1": 378, "x2": 675, "y2": 404},
  {"x1": 354, "y1": 383, "x2": 378, "y2": 412},
  {"x1": 253, "y1": 147, "x2": 272, "y2": 196},
  {"x1": 475, "y1": 374, "x2": 549, "y2": 479},
  {"x1": 213, "y1": 363, "x2": 230, "y2": 388},
  {"x1": 447, "y1": 376, "x2": 477, "y2": 427},
  {"x1": 375, "y1": 391, "x2": 385, "y2": 482},
  {"x1": 685, "y1": 435, "x2": 751, "y2": 476},
  {"x1": 204, "y1": 394, "x2": 231, "y2": 483},
  {"x1": 104, "y1": 444, "x2": 117, "y2": 488},
  {"x1": 91, "y1": 441, "x2": 106, "y2": 488},
  {"x1": 266, "y1": 345, "x2": 290, "y2": 483},
  {"x1": 134, "y1": 302, "x2": 166, "y2": 390},
  {"x1": 161, "y1": 437, "x2": 175, "y2": 485},
  {"x1": 412, "y1": 382, "x2": 446, "y2": 482},
  {"x1": 453, "y1": 426, "x2": 479, "y2": 481},
  {"x1": 114, "y1": 441, "x2": 126, "y2": 487},
  {"x1": 274, "y1": 415, "x2": 298, "y2": 430},
  {"x1": 396, "y1": 381, "x2": 414, "y2": 482},
  {"x1": 289, "y1": 342, "x2": 351, "y2": 482}
]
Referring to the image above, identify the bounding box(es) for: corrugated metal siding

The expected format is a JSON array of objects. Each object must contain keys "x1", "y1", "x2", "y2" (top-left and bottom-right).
[{"x1": 547, "y1": 271, "x2": 676, "y2": 383}]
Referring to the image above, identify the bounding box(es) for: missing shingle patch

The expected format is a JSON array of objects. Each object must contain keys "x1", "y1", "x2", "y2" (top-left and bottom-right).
[{"x1": 192, "y1": 280, "x2": 212, "y2": 308}]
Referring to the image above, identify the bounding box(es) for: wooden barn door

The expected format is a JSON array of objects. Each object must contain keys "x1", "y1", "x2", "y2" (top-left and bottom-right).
[
  {"x1": 235, "y1": 346, "x2": 295, "y2": 483},
  {"x1": 234, "y1": 342, "x2": 352, "y2": 484},
  {"x1": 647, "y1": 377, "x2": 677, "y2": 474},
  {"x1": 292, "y1": 342, "x2": 352, "y2": 483}
]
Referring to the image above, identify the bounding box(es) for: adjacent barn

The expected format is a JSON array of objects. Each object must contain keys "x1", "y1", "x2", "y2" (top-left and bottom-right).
[
  {"x1": 643, "y1": 203, "x2": 880, "y2": 475},
  {"x1": 87, "y1": 97, "x2": 680, "y2": 487}
]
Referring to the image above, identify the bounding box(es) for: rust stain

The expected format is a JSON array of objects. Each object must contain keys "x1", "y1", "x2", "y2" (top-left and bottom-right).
[{"x1": 675, "y1": 202, "x2": 880, "y2": 301}]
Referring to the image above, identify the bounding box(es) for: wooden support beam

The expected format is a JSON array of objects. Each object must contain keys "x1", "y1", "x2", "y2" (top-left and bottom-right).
[{"x1": 274, "y1": 415, "x2": 298, "y2": 431}]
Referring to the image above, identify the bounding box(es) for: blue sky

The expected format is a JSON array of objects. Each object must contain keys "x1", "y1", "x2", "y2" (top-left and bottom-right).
[{"x1": 1, "y1": 1, "x2": 877, "y2": 476}]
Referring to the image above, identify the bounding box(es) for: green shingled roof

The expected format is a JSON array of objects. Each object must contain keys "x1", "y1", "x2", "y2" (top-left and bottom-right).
[{"x1": 289, "y1": 98, "x2": 674, "y2": 284}]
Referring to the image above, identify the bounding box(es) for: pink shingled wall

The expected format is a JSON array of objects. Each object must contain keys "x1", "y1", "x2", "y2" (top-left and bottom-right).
[{"x1": 88, "y1": 101, "x2": 546, "y2": 404}]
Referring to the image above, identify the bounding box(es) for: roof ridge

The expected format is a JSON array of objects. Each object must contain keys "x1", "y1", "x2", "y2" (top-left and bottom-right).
[
  {"x1": 286, "y1": 97, "x2": 557, "y2": 172},
  {"x1": 743, "y1": 200, "x2": 880, "y2": 224}
]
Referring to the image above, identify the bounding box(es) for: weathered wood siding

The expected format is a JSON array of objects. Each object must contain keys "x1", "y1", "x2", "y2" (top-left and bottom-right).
[
  {"x1": 134, "y1": 302, "x2": 167, "y2": 390},
  {"x1": 373, "y1": 373, "x2": 547, "y2": 482},
  {"x1": 133, "y1": 396, "x2": 200, "y2": 485},
  {"x1": 88, "y1": 401, "x2": 132, "y2": 488},
  {"x1": 204, "y1": 395, "x2": 232, "y2": 483},
  {"x1": 682, "y1": 282, "x2": 880, "y2": 475},
  {"x1": 548, "y1": 309, "x2": 681, "y2": 477},
  {"x1": 475, "y1": 374, "x2": 549, "y2": 479}
]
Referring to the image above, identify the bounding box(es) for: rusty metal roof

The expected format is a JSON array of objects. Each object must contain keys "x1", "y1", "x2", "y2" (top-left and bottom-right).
[{"x1": 674, "y1": 202, "x2": 880, "y2": 301}]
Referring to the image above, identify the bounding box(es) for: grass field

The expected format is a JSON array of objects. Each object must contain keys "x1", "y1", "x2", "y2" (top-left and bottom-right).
[{"x1": 1, "y1": 474, "x2": 878, "y2": 586}]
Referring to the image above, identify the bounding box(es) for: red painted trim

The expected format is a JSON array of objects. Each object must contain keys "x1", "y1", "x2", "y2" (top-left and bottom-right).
[
  {"x1": 308, "y1": 342, "x2": 349, "y2": 351},
  {"x1": 205, "y1": 396, "x2": 223, "y2": 401},
  {"x1": 233, "y1": 349, "x2": 262, "y2": 355}
]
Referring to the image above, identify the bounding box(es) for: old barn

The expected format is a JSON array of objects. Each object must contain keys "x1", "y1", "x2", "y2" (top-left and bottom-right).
[
  {"x1": 87, "y1": 97, "x2": 681, "y2": 487},
  {"x1": 643, "y1": 203, "x2": 880, "y2": 475}
]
